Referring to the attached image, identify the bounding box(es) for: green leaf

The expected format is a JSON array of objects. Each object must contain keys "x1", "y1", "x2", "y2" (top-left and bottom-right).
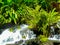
[
  {"x1": 15, "y1": 13, "x2": 17, "y2": 19},
  {"x1": 24, "y1": 0, "x2": 33, "y2": 3},
  {"x1": 35, "y1": 5, "x2": 41, "y2": 11},
  {"x1": 0, "y1": 0, "x2": 2, "y2": 3},
  {"x1": 38, "y1": 35, "x2": 48, "y2": 42},
  {"x1": 7, "y1": 0, "x2": 12, "y2": 3},
  {"x1": 14, "y1": 18, "x2": 17, "y2": 24}
]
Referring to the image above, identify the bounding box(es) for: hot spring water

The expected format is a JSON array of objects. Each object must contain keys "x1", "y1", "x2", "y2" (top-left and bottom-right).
[{"x1": 0, "y1": 24, "x2": 36, "y2": 45}]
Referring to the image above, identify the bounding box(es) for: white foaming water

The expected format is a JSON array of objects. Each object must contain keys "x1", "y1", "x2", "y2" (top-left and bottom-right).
[
  {"x1": 0, "y1": 24, "x2": 36, "y2": 45},
  {"x1": 48, "y1": 35, "x2": 60, "y2": 42},
  {"x1": 48, "y1": 20, "x2": 60, "y2": 42}
]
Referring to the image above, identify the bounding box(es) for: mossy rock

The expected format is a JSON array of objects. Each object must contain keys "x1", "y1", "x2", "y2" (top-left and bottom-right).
[{"x1": 40, "y1": 41, "x2": 53, "y2": 45}]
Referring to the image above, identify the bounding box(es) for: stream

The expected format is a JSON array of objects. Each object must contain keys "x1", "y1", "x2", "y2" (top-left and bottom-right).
[
  {"x1": 48, "y1": 20, "x2": 60, "y2": 43},
  {"x1": 0, "y1": 24, "x2": 36, "y2": 45}
]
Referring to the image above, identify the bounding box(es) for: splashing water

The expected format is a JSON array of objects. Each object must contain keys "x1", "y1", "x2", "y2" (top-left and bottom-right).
[
  {"x1": 48, "y1": 20, "x2": 60, "y2": 42},
  {"x1": 0, "y1": 24, "x2": 36, "y2": 45},
  {"x1": 50, "y1": 26, "x2": 55, "y2": 34},
  {"x1": 48, "y1": 35, "x2": 60, "y2": 42}
]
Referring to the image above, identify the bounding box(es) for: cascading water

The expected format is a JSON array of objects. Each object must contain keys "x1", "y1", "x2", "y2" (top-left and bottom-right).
[
  {"x1": 49, "y1": 26, "x2": 55, "y2": 38},
  {"x1": 48, "y1": 20, "x2": 60, "y2": 42},
  {"x1": 0, "y1": 24, "x2": 36, "y2": 45}
]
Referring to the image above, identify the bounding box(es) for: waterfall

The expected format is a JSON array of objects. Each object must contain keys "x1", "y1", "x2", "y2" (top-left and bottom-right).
[
  {"x1": 50, "y1": 26, "x2": 55, "y2": 34},
  {"x1": 48, "y1": 20, "x2": 60, "y2": 42},
  {"x1": 0, "y1": 24, "x2": 36, "y2": 45}
]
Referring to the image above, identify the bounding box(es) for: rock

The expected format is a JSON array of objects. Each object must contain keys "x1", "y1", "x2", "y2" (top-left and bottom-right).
[{"x1": 41, "y1": 41, "x2": 53, "y2": 45}]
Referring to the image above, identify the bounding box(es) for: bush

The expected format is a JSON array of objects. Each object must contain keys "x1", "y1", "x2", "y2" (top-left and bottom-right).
[{"x1": 0, "y1": 0, "x2": 60, "y2": 43}]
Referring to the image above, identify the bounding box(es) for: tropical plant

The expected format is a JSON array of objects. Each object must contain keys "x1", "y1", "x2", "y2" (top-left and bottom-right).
[
  {"x1": 0, "y1": 0, "x2": 60, "y2": 43},
  {"x1": 18, "y1": 4, "x2": 60, "y2": 35}
]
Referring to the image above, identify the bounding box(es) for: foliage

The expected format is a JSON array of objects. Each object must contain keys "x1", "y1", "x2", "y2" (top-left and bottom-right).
[
  {"x1": 38, "y1": 35, "x2": 48, "y2": 42},
  {"x1": 26, "y1": 5, "x2": 41, "y2": 28},
  {"x1": 0, "y1": 0, "x2": 60, "y2": 43},
  {"x1": 0, "y1": 0, "x2": 59, "y2": 25},
  {"x1": 0, "y1": 6, "x2": 19, "y2": 24},
  {"x1": 24, "y1": 6, "x2": 59, "y2": 36}
]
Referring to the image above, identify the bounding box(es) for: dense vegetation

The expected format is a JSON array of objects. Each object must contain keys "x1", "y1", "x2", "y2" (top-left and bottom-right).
[{"x1": 0, "y1": 0, "x2": 60, "y2": 43}]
